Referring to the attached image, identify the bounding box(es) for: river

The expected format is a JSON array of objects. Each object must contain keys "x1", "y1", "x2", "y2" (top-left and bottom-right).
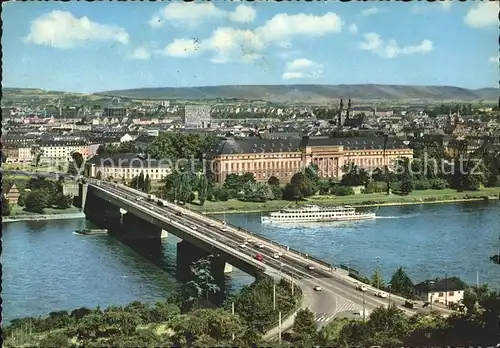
[{"x1": 2, "y1": 201, "x2": 499, "y2": 323}]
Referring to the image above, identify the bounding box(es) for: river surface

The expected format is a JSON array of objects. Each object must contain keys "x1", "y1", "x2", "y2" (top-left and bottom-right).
[{"x1": 3, "y1": 201, "x2": 499, "y2": 323}]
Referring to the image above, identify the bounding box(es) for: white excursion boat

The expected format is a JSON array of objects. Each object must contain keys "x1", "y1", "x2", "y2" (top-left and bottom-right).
[{"x1": 261, "y1": 205, "x2": 377, "y2": 224}]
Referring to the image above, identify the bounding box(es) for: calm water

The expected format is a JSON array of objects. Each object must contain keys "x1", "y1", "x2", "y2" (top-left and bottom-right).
[
  {"x1": 215, "y1": 201, "x2": 500, "y2": 290},
  {"x1": 3, "y1": 201, "x2": 499, "y2": 323}
]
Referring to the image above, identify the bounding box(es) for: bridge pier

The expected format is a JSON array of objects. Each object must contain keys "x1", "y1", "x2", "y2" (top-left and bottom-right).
[
  {"x1": 74, "y1": 182, "x2": 88, "y2": 210},
  {"x1": 83, "y1": 193, "x2": 121, "y2": 229},
  {"x1": 118, "y1": 213, "x2": 168, "y2": 240},
  {"x1": 176, "y1": 240, "x2": 227, "y2": 306}
]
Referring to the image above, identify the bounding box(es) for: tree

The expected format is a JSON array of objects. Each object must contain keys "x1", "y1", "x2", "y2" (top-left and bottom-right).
[
  {"x1": 2, "y1": 195, "x2": 11, "y2": 216},
  {"x1": 96, "y1": 171, "x2": 102, "y2": 180},
  {"x1": 371, "y1": 268, "x2": 385, "y2": 289},
  {"x1": 267, "y1": 176, "x2": 280, "y2": 186},
  {"x1": 70, "y1": 151, "x2": 84, "y2": 174},
  {"x1": 30, "y1": 145, "x2": 44, "y2": 168},
  {"x1": 198, "y1": 174, "x2": 208, "y2": 206},
  {"x1": 290, "y1": 172, "x2": 314, "y2": 197},
  {"x1": 25, "y1": 190, "x2": 49, "y2": 213},
  {"x1": 189, "y1": 255, "x2": 220, "y2": 308},
  {"x1": 292, "y1": 308, "x2": 317, "y2": 343},
  {"x1": 17, "y1": 192, "x2": 26, "y2": 207},
  {"x1": 390, "y1": 267, "x2": 414, "y2": 298},
  {"x1": 54, "y1": 194, "x2": 72, "y2": 209},
  {"x1": 340, "y1": 163, "x2": 370, "y2": 187},
  {"x1": 138, "y1": 171, "x2": 145, "y2": 191},
  {"x1": 282, "y1": 183, "x2": 302, "y2": 202},
  {"x1": 242, "y1": 182, "x2": 273, "y2": 202},
  {"x1": 144, "y1": 174, "x2": 151, "y2": 193}
]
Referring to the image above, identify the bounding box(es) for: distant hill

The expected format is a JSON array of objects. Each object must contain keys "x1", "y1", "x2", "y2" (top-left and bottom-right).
[{"x1": 94, "y1": 84, "x2": 498, "y2": 102}]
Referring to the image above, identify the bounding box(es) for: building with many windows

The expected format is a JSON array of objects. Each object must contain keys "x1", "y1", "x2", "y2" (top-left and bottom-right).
[
  {"x1": 85, "y1": 153, "x2": 171, "y2": 181},
  {"x1": 37, "y1": 139, "x2": 90, "y2": 162},
  {"x1": 206, "y1": 136, "x2": 413, "y2": 184},
  {"x1": 184, "y1": 105, "x2": 211, "y2": 128}
]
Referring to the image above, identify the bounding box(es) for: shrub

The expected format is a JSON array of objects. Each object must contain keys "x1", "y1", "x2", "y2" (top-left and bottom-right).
[
  {"x1": 414, "y1": 180, "x2": 431, "y2": 190},
  {"x1": 332, "y1": 185, "x2": 354, "y2": 196}
]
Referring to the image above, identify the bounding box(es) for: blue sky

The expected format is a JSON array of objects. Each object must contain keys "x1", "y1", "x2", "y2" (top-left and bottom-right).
[{"x1": 2, "y1": 1, "x2": 498, "y2": 93}]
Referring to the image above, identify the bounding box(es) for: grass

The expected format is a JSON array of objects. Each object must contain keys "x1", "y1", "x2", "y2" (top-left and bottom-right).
[
  {"x1": 191, "y1": 187, "x2": 500, "y2": 213},
  {"x1": 9, "y1": 205, "x2": 81, "y2": 216}
]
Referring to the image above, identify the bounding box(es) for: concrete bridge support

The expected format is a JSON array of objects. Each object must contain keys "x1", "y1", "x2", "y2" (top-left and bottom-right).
[
  {"x1": 73, "y1": 182, "x2": 87, "y2": 210},
  {"x1": 83, "y1": 193, "x2": 121, "y2": 230},
  {"x1": 176, "y1": 240, "x2": 228, "y2": 306},
  {"x1": 118, "y1": 213, "x2": 168, "y2": 240}
]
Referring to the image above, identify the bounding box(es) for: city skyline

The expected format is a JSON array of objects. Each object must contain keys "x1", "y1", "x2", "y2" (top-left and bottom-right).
[{"x1": 2, "y1": 1, "x2": 498, "y2": 93}]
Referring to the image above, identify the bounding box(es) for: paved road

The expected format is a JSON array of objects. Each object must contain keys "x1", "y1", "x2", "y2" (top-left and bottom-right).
[{"x1": 94, "y1": 182, "x2": 456, "y2": 326}]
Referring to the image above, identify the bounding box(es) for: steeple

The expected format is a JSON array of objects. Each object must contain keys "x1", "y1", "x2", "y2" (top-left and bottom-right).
[
  {"x1": 338, "y1": 97, "x2": 344, "y2": 126},
  {"x1": 347, "y1": 98, "x2": 352, "y2": 120}
]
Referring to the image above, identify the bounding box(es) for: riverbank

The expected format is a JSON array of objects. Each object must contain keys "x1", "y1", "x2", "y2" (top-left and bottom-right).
[
  {"x1": 2, "y1": 212, "x2": 85, "y2": 223},
  {"x1": 192, "y1": 188, "x2": 500, "y2": 214}
]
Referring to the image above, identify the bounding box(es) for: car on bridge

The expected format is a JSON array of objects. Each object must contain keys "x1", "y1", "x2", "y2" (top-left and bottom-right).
[
  {"x1": 314, "y1": 286, "x2": 322, "y2": 291},
  {"x1": 255, "y1": 253, "x2": 264, "y2": 262},
  {"x1": 375, "y1": 291, "x2": 387, "y2": 298},
  {"x1": 239, "y1": 244, "x2": 246, "y2": 249},
  {"x1": 356, "y1": 284, "x2": 368, "y2": 292},
  {"x1": 306, "y1": 264, "x2": 315, "y2": 270},
  {"x1": 190, "y1": 225, "x2": 198, "y2": 230},
  {"x1": 272, "y1": 253, "x2": 280, "y2": 259}
]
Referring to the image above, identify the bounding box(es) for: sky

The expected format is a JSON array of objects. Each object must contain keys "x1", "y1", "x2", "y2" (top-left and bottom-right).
[{"x1": 2, "y1": 1, "x2": 498, "y2": 93}]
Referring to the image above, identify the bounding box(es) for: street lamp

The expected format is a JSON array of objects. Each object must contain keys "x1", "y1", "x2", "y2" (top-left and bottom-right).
[
  {"x1": 388, "y1": 283, "x2": 392, "y2": 306},
  {"x1": 376, "y1": 256, "x2": 381, "y2": 289}
]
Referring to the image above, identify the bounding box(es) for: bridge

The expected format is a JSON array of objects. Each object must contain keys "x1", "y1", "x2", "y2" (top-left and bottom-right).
[{"x1": 78, "y1": 181, "x2": 455, "y2": 329}]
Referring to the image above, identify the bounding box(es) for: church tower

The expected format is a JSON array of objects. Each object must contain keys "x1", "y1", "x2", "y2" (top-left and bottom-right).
[
  {"x1": 338, "y1": 97, "x2": 344, "y2": 126},
  {"x1": 347, "y1": 98, "x2": 352, "y2": 120}
]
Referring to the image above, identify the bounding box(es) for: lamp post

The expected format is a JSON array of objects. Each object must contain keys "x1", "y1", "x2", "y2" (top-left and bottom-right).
[
  {"x1": 376, "y1": 256, "x2": 381, "y2": 289},
  {"x1": 362, "y1": 290, "x2": 366, "y2": 322},
  {"x1": 388, "y1": 283, "x2": 392, "y2": 307}
]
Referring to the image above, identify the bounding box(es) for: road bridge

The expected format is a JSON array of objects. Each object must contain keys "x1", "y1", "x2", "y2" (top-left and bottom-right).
[{"x1": 81, "y1": 181, "x2": 455, "y2": 328}]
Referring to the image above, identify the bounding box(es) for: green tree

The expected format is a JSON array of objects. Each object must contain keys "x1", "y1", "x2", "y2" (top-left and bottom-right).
[
  {"x1": 292, "y1": 308, "x2": 317, "y2": 343},
  {"x1": 243, "y1": 182, "x2": 273, "y2": 202},
  {"x1": 144, "y1": 174, "x2": 151, "y2": 193},
  {"x1": 390, "y1": 267, "x2": 414, "y2": 298},
  {"x1": 282, "y1": 183, "x2": 302, "y2": 201},
  {"x1": 138, "y1": 171, "x2": 145, "y2": 191},
  {"x1": 17, "y1": 192, "x2": 26, "y2": 207},
  {"x1": 54, "y1": 194, "x2": 72, "y2": 209},
  {"x1": 188, "y1": 255, "x2": 220, "y2": 308},
  {"x1": 198, "y1": 174, "x2": 208, "y2": 206},
  {"x1": 96, "y1": 171, "x2": 102, "y2": 180},
  {"x1": 2, "y1": 195, "x2": 11, "y2": 216},
  {"x1": 341, "y1": 162, "x2": 370, "y2": 187},
  {"x1": 30, "y1": 145, "x2": 44, "y2": 168},
  {"x1": 69, "y1": 151, "x2": 84, "y2": 175},
  {"x1": 25, "y1": 190, "x2": 49, "y2": 214},
  {"x1": 290, "y1": 172, "x2": 313, "y2": 197},
  {"x1": 371, "y1": 268, "x2": 385, "y2": 289},
  {"x1": 267, "y1": 176, "x2": 280, "y2": 186}
]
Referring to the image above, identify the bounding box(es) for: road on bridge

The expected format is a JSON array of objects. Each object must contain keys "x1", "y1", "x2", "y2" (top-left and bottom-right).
[{"x1": 93, "y1": 181, "x2": 456, "y2": 328}]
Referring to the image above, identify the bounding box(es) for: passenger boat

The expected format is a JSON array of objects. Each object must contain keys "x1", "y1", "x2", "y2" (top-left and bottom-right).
[
  {"x1": 261, "y1": 205, "x2": 376, "y2": 224},
  {"x1": 74, "y1": 228, "x2": 108, "y2": 235}
]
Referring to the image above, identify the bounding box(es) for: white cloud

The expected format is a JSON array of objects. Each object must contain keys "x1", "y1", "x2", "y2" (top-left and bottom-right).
[
  {"x1": 24, "y1": 10, "x2": 129, "y2": 48},
  {"x1": 228, "y1": 4, "x2": 256, "y2": 23},
  {"x1": 441, "y1": 1, "x2": 452, "y2": 11},
  {"x1": 256, "y1": 13, "x2": 342, "y2": 44},
  {"x1": 360, "y1": 8, "x2": 381, "y2": 17},
  {"x1": 464, "y1": 2, "x2": 498, "y2": 28},
  {"x1": 282, "y1": 58, "x2": 323, "y2": 80},
  {"x1": 150, "y1": 3, "x2": 256, "y2": 28},
  {"x1": 162, "y1": 38, "x2": 201, "y2": 57},
  {"x1": 489, "y1": 54, "x2": 499, "y2": 64},
  {"x1": 131, "y1": 46, "x2": 151, "y2": 60},
  {"x1": 348, "y1": 24, "x2": 358, "y2": 34},
  {"x1": 359, "y1": 33, "x2": 383, "y2": 51},
  {"x1": 162, "y1": 12, "x2": 342, "y2": 64},
  {"x1": 359, "y1": 33, "x2": 433, "y2": 58}
]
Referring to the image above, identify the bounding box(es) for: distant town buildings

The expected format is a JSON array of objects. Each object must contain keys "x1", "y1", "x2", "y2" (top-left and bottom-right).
[
  {"x1": 103, "y1": 106, "x2": 127, "y2": 118},
  {"x1": 184, "y1": 105, "x2": 211, "y2": 128},
  {"x1": 85, "y1": 153, "x2": 171, "y2": 181},
  {"x1": 205, "y1": 135, "x2": 413, "y2": 183}
]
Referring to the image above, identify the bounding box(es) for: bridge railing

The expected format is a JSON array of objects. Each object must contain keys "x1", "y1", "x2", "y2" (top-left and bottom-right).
[
  {"x1": 221, "y1": 220, "x2": 334, "y2": 270},
  {"x1": 93, "y1": 184, "x2": 267, "y2": 273}
]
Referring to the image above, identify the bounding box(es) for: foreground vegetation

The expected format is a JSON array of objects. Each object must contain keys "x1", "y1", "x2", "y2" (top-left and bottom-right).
[{"x1": 4, "y1": 280, "x2": 498, "y2": 347}]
